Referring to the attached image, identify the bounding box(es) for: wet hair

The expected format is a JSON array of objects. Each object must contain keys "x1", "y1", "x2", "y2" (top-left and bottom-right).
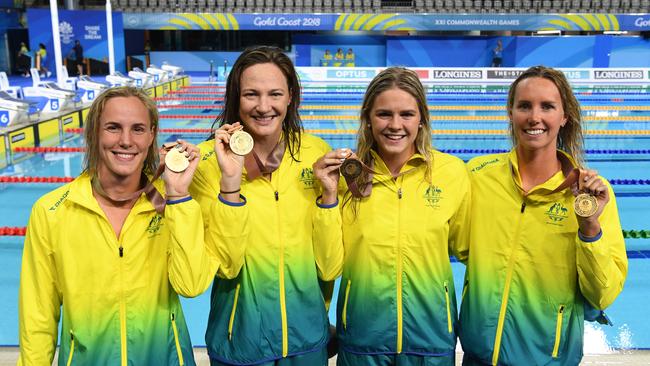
[
  {"x1": 211, "y1": 45, "x2": 302, "y2": 161},
  {"x1": 83, "y1": 86, "x2": 159, "y2": 179},
  {"x1": 507, "y1": 65, "x2": 584, "y2": 166}
]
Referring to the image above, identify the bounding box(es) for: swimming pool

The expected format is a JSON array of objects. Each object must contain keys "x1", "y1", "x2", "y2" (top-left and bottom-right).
[{"x1": 1, "y1": 80, "x2": 648, "y2": 353}]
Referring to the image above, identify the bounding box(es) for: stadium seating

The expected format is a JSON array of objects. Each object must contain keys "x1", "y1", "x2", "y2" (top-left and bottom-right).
[{"x1": 101, "y1": 0, "x2": 649, "y2": 14}]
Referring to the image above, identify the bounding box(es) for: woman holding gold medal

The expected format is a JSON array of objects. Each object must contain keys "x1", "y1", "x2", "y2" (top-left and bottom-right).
[
  {"x1": 189, "y1": 46, "x2": 344, "y2": 366},
  {"x1": 18, "y1": 86, "x2": 217, "y2": 365},
  {"x1": 459, "y1": 66, "x2": 628, "y2": 366},
  {"x1": 333, "y1": 67, "x2": 471, "y2": 366}
]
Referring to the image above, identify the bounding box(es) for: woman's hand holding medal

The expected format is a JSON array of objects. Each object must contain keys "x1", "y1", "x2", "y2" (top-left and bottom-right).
[
  {"x1": 572, "y1": 168, "x2": 610, "y2": 237},
  {"x1": 314, "y1": 148, "x2": 353, "y2": 205},
  {"x1": 161, "y1": 139, "x2": 200, "y2": 199},
  {"x1": 214, "y1": 122, "x2": 254, "y2": 201}
]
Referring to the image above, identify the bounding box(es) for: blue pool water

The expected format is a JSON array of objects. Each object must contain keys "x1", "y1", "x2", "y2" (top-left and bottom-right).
[{"x1": 1, "y1": 80, "x2": 649, "y2": 352}]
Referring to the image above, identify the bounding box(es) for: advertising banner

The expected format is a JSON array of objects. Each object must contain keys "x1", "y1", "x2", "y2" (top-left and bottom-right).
[
  {"x1": 123, "y1": 13, "x2": 650, "y2": 31},
  {"x1": 593, "y1": 69, "x2": 646, "y2": 80},
  {"x1": 295, "y1": 67, "x2": 650, "y2": 83},
  {"x1": 27, "y1": 9, "x2": 126, "y2": 75}
]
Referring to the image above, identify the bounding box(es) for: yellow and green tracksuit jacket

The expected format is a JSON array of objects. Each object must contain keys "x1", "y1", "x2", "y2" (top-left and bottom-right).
[
  {"x1": 18, "y1": 173, "x2": 218, "y2": 366},
  {"x1": 337, "y1": 150, "x2": 471, "y2": 357},
  {"x1": 190, "y1": 133, "x2": 343, "y2": 365},
  {"x1": 459, "y1": 150, "x2": 628, "y2": 366}
]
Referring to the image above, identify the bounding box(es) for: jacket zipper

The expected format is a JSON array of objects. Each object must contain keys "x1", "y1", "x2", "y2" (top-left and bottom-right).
[
  {"x1": 342, "y1": 279, "x2": 351, "y2": 330},
  {"x1": 444, "y1": 282, "x2": 452, "y2": 334},
  {"x1": 65, "y1": 331, "x2": 75, "y2": 366},
  {"x1": 492, "y1": 200, "x2": 527, "y2": 366},
  {"x1": 171, "y1": 313, "x2": 185, "y2": 366},
  {"x1": 552, "y1": 305, "x2": 565, "y2": 358},
  {"x1": 274, "y1": 184, "x2": 288, "y2": 357},
  {"x1": 228, "y1": 283, "x2": 241, "y2": 340},
  {"x1": 396, "y1": 185, "x2": 403, "y2": 353},
  {"x1": 119, "y1": 244, "x2": 127, "y2": 366}
]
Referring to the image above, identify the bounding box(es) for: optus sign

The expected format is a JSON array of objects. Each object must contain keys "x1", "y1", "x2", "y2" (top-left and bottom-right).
[{"x1": 326, "y1": 69, "x2": 377, "y2": 79}]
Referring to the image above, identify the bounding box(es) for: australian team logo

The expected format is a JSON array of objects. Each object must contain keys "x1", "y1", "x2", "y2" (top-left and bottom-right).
[
  {"x1": 545, "y1": 202, "x2": 569, "y2": 224},
  {"x1": 146, "y1": 214, "x2": 163, "y2": 236},
  {"x1": 299, "y1": 168, "x2": 315, "y2": 188},
  {"x1": 424, "y1": 185, "x2": 443, "y2": 208}
]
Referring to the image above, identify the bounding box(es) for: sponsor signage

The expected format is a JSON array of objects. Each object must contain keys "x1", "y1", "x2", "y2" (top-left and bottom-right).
[
  {"x1": 594, "y1": 70, "x2": 645, "y2": 80},
  {"x1": 487, "y1": 69, "x2": 524, "y2": 79},
  {"x1": 122, "y1": 13, "x2": 650, "y2": 31},
  {"x1": 562, "y1": 70, "x2": 589, "y2": 80},
  {"x1": 432, "y1": 69, "x2": 483, "y2": 79},
  {"x1": 326, "y1": 69, "x2": 377, "y2": 79}
]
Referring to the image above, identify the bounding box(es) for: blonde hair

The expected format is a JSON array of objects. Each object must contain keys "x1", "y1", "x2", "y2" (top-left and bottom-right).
[
  {"x1": 344, "y1": 67, "x2": 432, "y2": 211},
  {"x1": 83, "y1": 86, "x2": 159, "y2": 178},
  {"x1": 507, "y1": 65, "x2": 584, "y2": 166},
  {"x1": 356, "y1": 66, "x2": 432, "y2": 183}
]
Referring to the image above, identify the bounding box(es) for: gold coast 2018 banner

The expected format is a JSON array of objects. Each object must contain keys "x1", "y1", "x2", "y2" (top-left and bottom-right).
[{"x1": 122, "y1": 12, "x2": 650, "y2": 32}]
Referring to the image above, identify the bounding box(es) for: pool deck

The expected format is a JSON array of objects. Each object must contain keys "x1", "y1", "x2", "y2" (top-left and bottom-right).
[{"x1": 1, "y1": 348, "x2": 649, "y2": 365}]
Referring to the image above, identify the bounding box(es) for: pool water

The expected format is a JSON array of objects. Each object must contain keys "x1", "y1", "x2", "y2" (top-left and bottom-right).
[{"x1": 1, "y1": 80, "x2": 649, "y2": 352}]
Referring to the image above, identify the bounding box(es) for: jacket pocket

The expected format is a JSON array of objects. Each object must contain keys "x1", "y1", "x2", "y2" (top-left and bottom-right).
[
  {"x1": 171, "y1": 313, "x2": 185, "y2": 366},
  {"x1": 228, "y1": 283, "x2": 241, "y2": 340},
  {"x1": 444, "y1": 281, "x2": 452, "y2": 333},
  {"x1": 552, "y1": 304, "x2": 565, "y2": 358},
  {"x1": 342, "y1": 279, "x2": 351, "y2": 330},
  {"x1": 65, "y1": 331, "x2": 75, "y2": 366},
  {"x1": 461, "y1": 279, "x2": 468, "y2": 303}
]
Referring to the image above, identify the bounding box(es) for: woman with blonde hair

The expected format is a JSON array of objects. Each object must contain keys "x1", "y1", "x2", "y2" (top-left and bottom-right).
[
  {"x1": 459, "y1": 66, "x2": 627, "y2": 365},
  {"x1": 19, "y1": 86, "x2": 217, "y2": 365},
  {"x1": 334, "y1": 67, "x2": 471, "y2": 366}
]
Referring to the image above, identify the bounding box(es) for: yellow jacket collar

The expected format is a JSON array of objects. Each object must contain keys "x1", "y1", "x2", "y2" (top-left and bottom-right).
[
  {"x1": 68, "y1": 172, "x2": 162, "y2": 215},
  {"x1": 369, "y1": 149, "x2": 426, "y2": 181},
  {"x1": 508, "y1": 149, "x2": 578, "y2": 196}
]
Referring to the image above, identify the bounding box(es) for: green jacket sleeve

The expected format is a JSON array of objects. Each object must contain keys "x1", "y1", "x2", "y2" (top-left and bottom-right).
[
  {"x1": 576, "y1": 181, "x2": 628, "y2": 310},
  {"x1": 189, "y1": 157, "x2": 249, "y2": 280},
  {"x1": 18, "y1": 203, "x2": 61, "y2": 366},
  {"x1": 449, "y1": 165, "x2": 471, "y2": 264},
  {"x1": 166, "y1": 198, "x2": 219, "y2": 298}
]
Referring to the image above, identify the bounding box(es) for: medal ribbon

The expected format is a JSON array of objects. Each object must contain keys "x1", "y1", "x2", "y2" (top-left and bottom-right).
[
  {"x1": 244, "y1": 140, "x2": 286, "y2": 180},
  {"x1": 92, "y1": 143, "x2": 178, "y2": 214},
  {"x1": 342, "y1": 157, "x2": 419, "y2": 198},
  {"x1": 516, "y1": 153, "x2": 597, "y2": 217}
]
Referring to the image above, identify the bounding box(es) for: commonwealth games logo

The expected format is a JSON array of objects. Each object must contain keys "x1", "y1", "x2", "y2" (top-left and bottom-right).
[{"x1": 59, "y1": 21, "x2": 74, "y2": 44}]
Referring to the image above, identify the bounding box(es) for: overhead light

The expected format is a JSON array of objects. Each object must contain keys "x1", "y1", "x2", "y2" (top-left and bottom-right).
[{"x1": 536, "y1": 30, "x2": 561, "y2": 35}]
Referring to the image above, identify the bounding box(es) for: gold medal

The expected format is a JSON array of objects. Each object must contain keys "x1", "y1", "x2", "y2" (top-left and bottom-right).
[
  {"x1": 340, "y1": 158, "x2": 362, "y2": 180},
  {"x1": 230, "y1": 130, "x2": 254, "y2": 156},
  {"x1": 164, "y1": 145, "x2": 189, "y2": 172},
  {"x1": 574, "y1": 193, "x2": 598, "y2": 217}
]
